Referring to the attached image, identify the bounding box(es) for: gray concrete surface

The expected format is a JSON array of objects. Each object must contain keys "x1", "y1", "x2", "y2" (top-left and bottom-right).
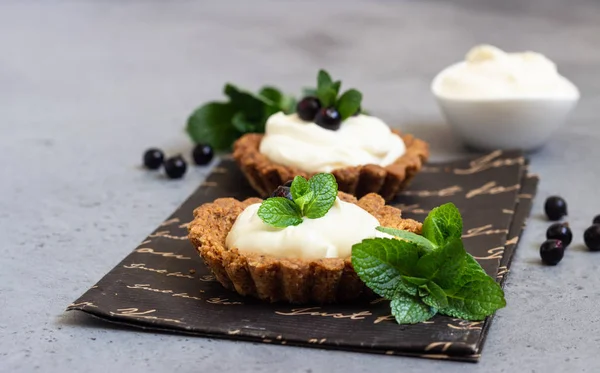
[{"x1": 1, "y1": 1, "x2": 600, "y2": 372}]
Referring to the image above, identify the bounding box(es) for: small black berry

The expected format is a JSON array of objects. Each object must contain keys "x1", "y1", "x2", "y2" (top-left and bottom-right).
[
  {"x1": 314, "y1": 107, "x2": 342, "y2": 131},
  {"x1": 192, "y1": 144, "x2": 214, "y2": 166},
  {"x1": 593, "y1": 215, "x2": 600, "y2": 225},
  {"x1": 164, "y1": 155, "x2": 187, "y2": 179},
  {"x1": 143, "y1": 148, "x2": 164, "y2": 170},
  {"x1": 546, "y1": 223, "x2": 573, "y2": 247},
  {"x1": 584, "y1": 225, "x2": 600, "y2": 252},
  {"x1": 540, "y1": 239, "x2": 564, "y2": 265},
  {"x1": 296, "y1": 96, "x2": 322, "y2": 122},
  {"x1": 270, "y1": 186, "x2": 293, "y2": 201},
  {"x1": 544, "y1": 196, "x2": 567, "y2": 221}
]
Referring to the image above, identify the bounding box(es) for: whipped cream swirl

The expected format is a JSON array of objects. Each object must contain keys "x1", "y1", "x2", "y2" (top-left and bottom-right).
[
  {"x1": 225, "y1": 198, "x2": 390, "y2": 260},
  {"x1": 259, "y1": 112, "x2": 406, "y2": 173}
]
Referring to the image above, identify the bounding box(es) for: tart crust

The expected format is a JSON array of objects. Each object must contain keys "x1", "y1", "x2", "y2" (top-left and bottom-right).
[
  {"x1": 232, "y1": 131, "x2": 429, "y2": 201},
  {"x1": 188, "y1": 192, "x2": 422, "y2": 304}
]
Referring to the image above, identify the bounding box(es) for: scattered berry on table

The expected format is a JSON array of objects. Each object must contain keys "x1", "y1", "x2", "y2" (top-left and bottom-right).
[
  {"x1": 546, "y1": 223, "x2": 573, "y2": 247},
  {"x1": 584, "y1": 225, "x2": 600, "y2": 252},
  {"x1": 544, "y1": 196, "x2": 567, "y2": 221},
  {"x1": 314, "y1": 107, "x2": 342, "y2": 131},
  {"x1": 296, "y1": 96, "x2": 322, "y2": 122},
  {"x1": 164, "y1": 155, "x2": 187, "y2": 179},
  {"x1": 192, "y1": 144, "x2": 214, "y2": 166},
  {"x1": 540, "y1": 239, "x2": 565, "y2": 265},
  {"x1": 143, "y1": 148, "x2": 164, "y2": 170}
]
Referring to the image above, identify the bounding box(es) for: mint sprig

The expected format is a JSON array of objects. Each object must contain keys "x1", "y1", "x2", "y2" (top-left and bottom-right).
[
  {"x1": 186, "y1": 84, "x2": 295, "y2": 151},
  {"x1": 314, "y1": 69, "x2": 363, "y2": 121},
  {"x1": 257, "y1": 173, "x2": 338, "y2": 228},
  {"x1": 352, "y1": 203, "x2": 506, "y2": 324}
]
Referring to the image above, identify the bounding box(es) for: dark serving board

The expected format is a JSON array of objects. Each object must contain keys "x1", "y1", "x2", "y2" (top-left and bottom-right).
[{"x1": 67, "y1": 150, "x2": 538, "y2": 362}]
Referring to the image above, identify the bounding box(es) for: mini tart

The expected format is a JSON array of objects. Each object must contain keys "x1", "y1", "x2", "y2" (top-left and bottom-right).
[
  {"x1": 188, "y1": 192, "x2": 422, "y2": 304},
  {"x1": 232, "y1": 131, "x2": 429, "y2": 202}
]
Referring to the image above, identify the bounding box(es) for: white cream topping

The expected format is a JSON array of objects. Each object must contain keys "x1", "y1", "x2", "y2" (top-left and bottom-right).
[
  {"x1": 434, "y1": 44, "x2": 579, "y2": 100},
  {"x1": 225, "y1": 198, "x2": 390, "y2": 260},
  {"x1": 259, "y1": 112, "x2": 406, "y2": 173}
]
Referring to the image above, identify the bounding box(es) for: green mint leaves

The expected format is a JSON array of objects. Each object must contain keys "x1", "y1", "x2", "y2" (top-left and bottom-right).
[
  {"x1": 352, "y1": 203, "x2": 506, "y2": 324},
  {"x1": 257, "y1": 173, "x2": 338, "y2": 228},
  {"x1": 315, "y1": 70, "x2": 362, "y2": 121},
  {"x1": 186, "y1": 70, "x2": 365, "y2": 150},
  {"x1": 186, "y1": 84, "x2": 296, "y2": 151}
]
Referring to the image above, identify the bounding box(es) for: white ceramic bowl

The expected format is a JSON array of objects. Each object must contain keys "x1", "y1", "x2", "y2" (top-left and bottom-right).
[{"x1": 431, "y1": 64, "x2": 580, "y2": 151}]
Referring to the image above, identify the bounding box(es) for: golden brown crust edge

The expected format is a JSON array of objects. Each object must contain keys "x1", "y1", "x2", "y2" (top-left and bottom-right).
[
  {"x1": 188, "y1": 192, "x2": 422, "y2": 304},
  {"x1": 232, "y1": 131, "x2": 430, "y2": 201}
]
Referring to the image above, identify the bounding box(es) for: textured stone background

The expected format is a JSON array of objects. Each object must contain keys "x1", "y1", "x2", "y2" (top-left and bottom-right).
[{"x1": 1, "y1": 1, "x2": 599, "y2": 372}]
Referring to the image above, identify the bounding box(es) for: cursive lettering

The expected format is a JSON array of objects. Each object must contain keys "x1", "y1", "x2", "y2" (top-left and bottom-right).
[
  {"x1": 462, "y1": 225, "x2": 509, "y2": 238},
  {"x1": 148, "y1": 230, "x2": 188, "y2": 240},
  {"x1": 275, "y1": 307, "x2": 371, "y2": 320},
  {"x1": 135, "y1": 248, "x2": 191, "y2": 260},
  {"x1": 123, "y1": 263, "x2": 195, "y2": 279},
  {"x1": 401, "y1": 185, "x2": 462, "y2": 197},
  {"x1": 466, "y1": 181, "x2": 520, "y2": 199}
]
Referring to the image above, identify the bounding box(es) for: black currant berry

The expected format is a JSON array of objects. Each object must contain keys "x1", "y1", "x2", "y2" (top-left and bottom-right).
[
  {"x1": 584, "y1": 225, "x2": 600, "y2": 252},
  {"x1": 270, "y1": 186, "x2": 293, "y2": 201},
  {"x1": 540, "y1": 239, "x2": 565, "y2": 265},
  {"x1": 164, "y1": 155, "x2": 187, "y2": 179},
  {"x1": 314, "y1": 107, "x2": 342, "y2": 131},
  {"x1": 192, "y1": 144, "x2": 214, "y2": 166},
  {"x1": 546, "y1": 223, "x2": 573, "y2": 247},
  {"x1": 544, "y1": 196, "x2": 567, "y2": 221},
  {"x1": 593, "y1": 215, "x2": 600, "y2": 225},
  {"x1": 296, "y1": 96, "x2": 322, "y2": 122},
  {"x1": 143, "y1": 148, "x2": 164, "y2": 170}
]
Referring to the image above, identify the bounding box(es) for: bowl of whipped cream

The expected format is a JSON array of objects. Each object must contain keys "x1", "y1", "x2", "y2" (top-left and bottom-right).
[{"x1": 431, "y1": 44, "x2": 579, "y2": 151}]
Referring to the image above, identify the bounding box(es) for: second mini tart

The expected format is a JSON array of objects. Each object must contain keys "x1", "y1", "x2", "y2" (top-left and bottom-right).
[
  {"x1": 188, "y1": 192, "x2": 422, "y2": 304},
  {"x1": 233, "y1": 131, "x2": 429, "y2": 202}
]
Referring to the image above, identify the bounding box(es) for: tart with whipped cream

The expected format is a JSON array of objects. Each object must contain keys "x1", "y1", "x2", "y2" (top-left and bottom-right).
[
  {"x1": 188, "y1": 173, "x2": 421, "y2": 303},
  {"x1": 233, "y1": 70, "x2": 429, "y2": 201}
]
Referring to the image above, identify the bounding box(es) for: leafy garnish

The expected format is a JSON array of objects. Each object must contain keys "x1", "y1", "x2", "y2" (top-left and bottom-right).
[
  {"x1": 186, "y1": 84, "x2": 295, "y2": 151},
  {"x1": 257, "y1": 173, "x2": 338, "y2": 228},
  {"x1": 352, "y1": 202, "x2": 506, "y2": 324},
  {"x1": 314, "y1": 69, "x2": 362, "y2": 121},
  {"x1": 186, "y1": 70, "x2": 366, "y2": 150}
]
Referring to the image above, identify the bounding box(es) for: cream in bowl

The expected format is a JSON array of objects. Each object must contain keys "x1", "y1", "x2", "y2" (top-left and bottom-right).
[{"x1": 431, "y1": 44, "x2": 579, "y2": 151}]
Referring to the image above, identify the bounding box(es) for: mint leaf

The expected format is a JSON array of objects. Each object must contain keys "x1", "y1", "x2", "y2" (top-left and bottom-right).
[
  {"x1": 290, "y1": 175, "x2": 310, "y2": 200},
  {"x1": 257, "y1": 197, "x2": 303, "y2": 228},
  {"x1": 317, "y1": 85, "x2": 338, "y2": 107},
  {"x1": 303, "y1": 173, "x2": 338, "y2": 219},
  {"x1": 231, "y1": 112, "x2": 260, "y2": 133},
  {"x1": 439, "y1": 270, "x2": 506, "y2": 320},
  {"x1": 302, "y1": 87, "x2": 317, "y2": 97},
  {"x1": 420, "y1": 281, "x2": 448, "y2": 309},
  {"x1": 258, "y1": 86, "x2": 283, "y2": 105},
  {"x1": 331, "y1": 80, "x2": 341, "y2": 97},
  {"x1": 376, "y1": 227, "x2": 435, "y2": 252},
  {"x1": 337, "y1": 89, "x2": 362, "y2": 120},
  {"x1": 317, "y1": 70, "x2": 333, "y2": 89},
  {"x1": 390, "y1": 293, "x2": 437, "y2": 324},
  {"x1": 224, "y1": 84, "x2": 271, "y2": 120},
  {"x1": 401, "y1": 276, "x2": 429, "y2": 286},
  {"x1": 351, "y1": 238, "x2": 423, "y2": 298},
  {"x1": 415, "y1": 237, "x2": 467, "y2": 289},
  {"x1": 294, "y1": 191, "x2": 315, "y2": 214},
  {"x1": 421, "y1": 203, "x2": 463, "y2": 247},
  {"x1": 186, "y1": 102, "x2": 239, "y2": 151},
  {"x1": 259, "y1": 86, "x2": 296, "y2": 114}
]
